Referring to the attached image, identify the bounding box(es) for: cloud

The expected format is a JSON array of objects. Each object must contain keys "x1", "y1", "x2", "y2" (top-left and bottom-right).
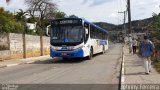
[
  {"x1": 0, "y1": 0, "x2": 27, "y2": 12},
  {"x1": 138, "y1": 1, "x2": 146, "y2": 5},
  {"x1": 108, "y1": 13, "x2": 118, "y2": 18},
  {"x1": 131, "y1": 0, "x2": 160, "y2": 21},
  {"x1": 138, "y1": 7, "x2": 146, "y2": 10},
  {"x1": 0, "y1": 0, "x2": 159, "y2": 24},
  {"x1": 82, "y1": 0, "x2": 114, "y2": 7}
]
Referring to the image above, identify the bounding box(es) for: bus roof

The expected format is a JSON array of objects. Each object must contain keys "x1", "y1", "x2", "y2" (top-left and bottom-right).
[
  {"x1": 82, "y1": 18, "x2": 108, "y2": 33},
  {"x1": 52, "y1": 18, "x2": 108, "y2": 33}
]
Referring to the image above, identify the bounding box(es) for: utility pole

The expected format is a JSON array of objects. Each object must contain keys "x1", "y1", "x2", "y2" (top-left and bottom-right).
[
  {"x1": 127, "y1": 0, "x2": 132, "y2": 34},
  {"x1": 118, "y1": 11, "x2": 126, "y2": 36}
]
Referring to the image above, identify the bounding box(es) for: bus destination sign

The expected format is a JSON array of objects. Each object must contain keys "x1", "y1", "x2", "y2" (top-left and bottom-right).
[{"x1": 52, "y1": 19, "x2": 82, "y2": 26}]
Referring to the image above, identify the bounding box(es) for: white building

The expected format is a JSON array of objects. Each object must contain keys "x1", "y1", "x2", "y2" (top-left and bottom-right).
[{"x1": 26, "y1": 22, "x2": 37, "y2": 32}]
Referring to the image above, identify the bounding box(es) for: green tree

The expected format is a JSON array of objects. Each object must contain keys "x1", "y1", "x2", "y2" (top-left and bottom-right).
[
  {"x1": 15, "y1": 9, "x2": 27, "y2": 22},
  {"x1": 0, "y1": 7, "x2": 5, "y2": 13},
  {"x1": 27, "y1": 17, "x2": 37, "y2": 23},
  {"x1": 3, "y1": 20, "x2": 25, "y2": 33},
  {"x1": 150, "y1": 13, "x2": 160, "y2": 40},
  {"x1": 151, "y1": 13, "x2": 160, "y2": 30},
  {"x1": 0, "y1": 7, "x2": 25, "y2": 33},
  {"x1": 43, "y1": 11, "x2": 66, "y2": 29},
  {"x1": 54, "y1": 11, "x2": 66, "y2": 19},
  {"x1": 68, "y1": 15, "x2": 79, "y2": 18},
  {"x1": 25, "y1": 0, "x2": 57, "y2": 34}
]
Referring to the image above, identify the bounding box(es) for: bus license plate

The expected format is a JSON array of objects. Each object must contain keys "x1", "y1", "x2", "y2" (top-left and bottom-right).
[{"x1": 61, "y1": 53, "x2": 67, "y2": 56}]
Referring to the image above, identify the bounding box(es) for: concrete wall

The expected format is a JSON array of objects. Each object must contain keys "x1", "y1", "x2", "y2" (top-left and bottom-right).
[
  {"x1": 0, "y1": 50, "x2": 10, "y2": 60},
  {"x1": 0, "y1": 33, "x2": 50, "y2": 60},
  {"x1": 43, "y1": 36, "x2": 50, "y2": 55},
  {"x1": 0, "y1": 33, "x2": 9, "y2": 50},
  {"x1": 25, "y1": 34, "x2": 41, "y2": 58},
  {"x1": 9, "y1": 33, "x2": 24, "y2": 59}
]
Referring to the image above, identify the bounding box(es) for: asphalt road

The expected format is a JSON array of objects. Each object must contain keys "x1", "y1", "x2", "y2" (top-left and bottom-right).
[{"x1": 0, "y1": 43, "x2": 122, "y2": 90}]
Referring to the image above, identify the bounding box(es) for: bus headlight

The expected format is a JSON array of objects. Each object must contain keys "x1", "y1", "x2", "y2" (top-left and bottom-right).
[
  {"x1": 51, "y1": 46, "x2": 58, "y2": 50},
  {"x1": 68, "y1": 47, "x2": 74, "y2": 50},
  {"x1": 73, "y1": 46, "x2": 83, "y2": 50}
]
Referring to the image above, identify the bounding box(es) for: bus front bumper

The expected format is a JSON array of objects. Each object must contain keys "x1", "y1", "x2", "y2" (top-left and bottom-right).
[{"x1": 50, "y1": 49, "x2": 84, "y2": 58}]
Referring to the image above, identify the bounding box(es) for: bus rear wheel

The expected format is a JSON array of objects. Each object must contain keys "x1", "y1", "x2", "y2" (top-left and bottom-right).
[{"x1": 102, "y1": 46, "x2": 105, "y2": 54}]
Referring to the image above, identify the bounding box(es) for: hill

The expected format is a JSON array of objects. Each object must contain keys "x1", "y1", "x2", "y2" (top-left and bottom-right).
[
  {"x1": 94, "y1": 22, "x2": 117, "y2": 31},
  {"x1": 94, "y1": 17, "x2": 154, "y2": 33}
]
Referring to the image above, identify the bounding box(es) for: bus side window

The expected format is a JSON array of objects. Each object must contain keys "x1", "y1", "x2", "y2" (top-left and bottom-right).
[
  {"x1": 105, "y1": 34, "x2": 108, "y2": 40},
  {"x1": 97, "y1": 30, "x2": 101, "y2": 39},
  {"x1": 90, "y1": 26, "x2": 94, "y2": 38},
  {"x1": 91, "y1": 26, "x2": 96, "y2": 39},
  {"x1": 100, "y1": 32, "x2": 102, "y2": 39},
  {"x1": 93, "y1": 27, "x2": 96, "y2": 38},
  {"x1": 102, "y1": 32, "x2": 105, "y2": 40},
  {"x1": 97, "y1": 30, "x2": 99, "y2": 39},
  {"x1": 94, "y1": 28, "x2": 98, "y2": 39},
  {"x1": 100, "y1": 32, "x2": 103, "y2": 39}
]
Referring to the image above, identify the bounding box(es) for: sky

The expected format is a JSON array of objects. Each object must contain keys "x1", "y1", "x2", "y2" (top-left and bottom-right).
[{"x1": 0, "y1": 0, "x2": 160, "y2": 25}]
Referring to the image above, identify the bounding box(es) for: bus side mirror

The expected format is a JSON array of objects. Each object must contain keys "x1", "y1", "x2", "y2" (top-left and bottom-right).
[
  {"x1": 85, "y1": 28, "x2": 88, "y2": 35},
  {"x1": 46, "y1": 25, "x2": 51, "y2": 36}
]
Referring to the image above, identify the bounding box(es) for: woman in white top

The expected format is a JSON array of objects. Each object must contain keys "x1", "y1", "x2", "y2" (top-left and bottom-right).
[{"x1": 132, "y1": 38, "x2": 138, "y2": 54}]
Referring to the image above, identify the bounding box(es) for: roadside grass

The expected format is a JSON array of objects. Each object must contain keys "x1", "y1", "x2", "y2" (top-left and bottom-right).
[
  {"x1": 152, "y1": 57, "x2": 160, "y2": 73},
  {"x1": 152, "y1": 41, "x2": 160, "y2": 73},
  {"x1": 153, "y1": 61, "x2": 160, "y2": 73}
]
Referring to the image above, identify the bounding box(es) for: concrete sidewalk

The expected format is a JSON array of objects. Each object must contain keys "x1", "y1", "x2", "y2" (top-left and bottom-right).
[
  {"x1": 123, "y1": 46, "x2": 160, "y2": 84},
  {"x1": 0, "y1": 55, "x2": 52, "y2": 68}
]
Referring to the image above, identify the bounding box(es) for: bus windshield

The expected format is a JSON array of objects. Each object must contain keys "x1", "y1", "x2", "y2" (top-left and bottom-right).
[{"x1": 51, "y1": 26, "x2": 84, "y2": 45}]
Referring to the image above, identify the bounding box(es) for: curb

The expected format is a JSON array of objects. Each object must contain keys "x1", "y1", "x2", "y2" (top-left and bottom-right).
[
  {"x1": 121, "y1": 49, "x2": 125, "y2": 84},
  {"x1": 6, "y1": 63, "x2": 19, "y2": 67},
  {"x1": 119, "y1": 45, "x2": 125, "y2": 90},
  {"x1": 0, "y1": 56, "x2": 50, "y2": 69},
  {"x1": 0, "y1": 63, "x2": 20, "y2": 68},
  {"x1": 0, "y1": 60, "x2": 39, "y2": 69}
]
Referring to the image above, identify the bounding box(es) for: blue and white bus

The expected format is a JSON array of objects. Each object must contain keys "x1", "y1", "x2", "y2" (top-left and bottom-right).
[{"x1": 49, "y1": 18, "x2": 108, "y2": 60}]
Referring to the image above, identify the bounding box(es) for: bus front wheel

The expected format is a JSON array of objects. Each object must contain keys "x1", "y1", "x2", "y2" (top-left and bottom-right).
[
  {"x1": 62, "y1": 58, "x2": 69, "y2": 60},
  {"x1": 87, "y1": 48, "x2": 93, "y2": 60}
]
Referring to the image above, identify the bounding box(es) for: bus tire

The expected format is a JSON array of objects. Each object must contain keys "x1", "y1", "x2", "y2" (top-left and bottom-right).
[
  {"x1": 63, "y1": 58, "x2": 69, "y2": 60},
  {"x1": 87, "y1": 48, "x2": 93, "y2": 60},
  {"x1": 102, "y1": 46, "x2": 105, "y2": 54}
]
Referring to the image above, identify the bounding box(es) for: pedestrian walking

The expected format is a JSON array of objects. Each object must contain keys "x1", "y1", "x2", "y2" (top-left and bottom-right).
[
  {"x1": 139, "y1": 36, "x2": 154, "y2": 75},
  {"x1": 132, "y1": 38, "x2": 138, "y2": 54},
  {"x1": 128, "y1": 34, "x2": 132, "y2": 53}
]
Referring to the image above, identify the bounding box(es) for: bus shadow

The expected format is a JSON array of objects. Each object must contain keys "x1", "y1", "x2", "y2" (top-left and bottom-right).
[
  {"x1": 93, "y1": 53, "x2": 101, "y2": 57},
  {"x1": 53, "y1": 58, "x2": 85, "y2": 64},
  {"x1": 32, "y1": 53, "x2": 104, "y2": 65},
  {"x1": 32, "y1": 58, "x2": 85, "y2": 64}
]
